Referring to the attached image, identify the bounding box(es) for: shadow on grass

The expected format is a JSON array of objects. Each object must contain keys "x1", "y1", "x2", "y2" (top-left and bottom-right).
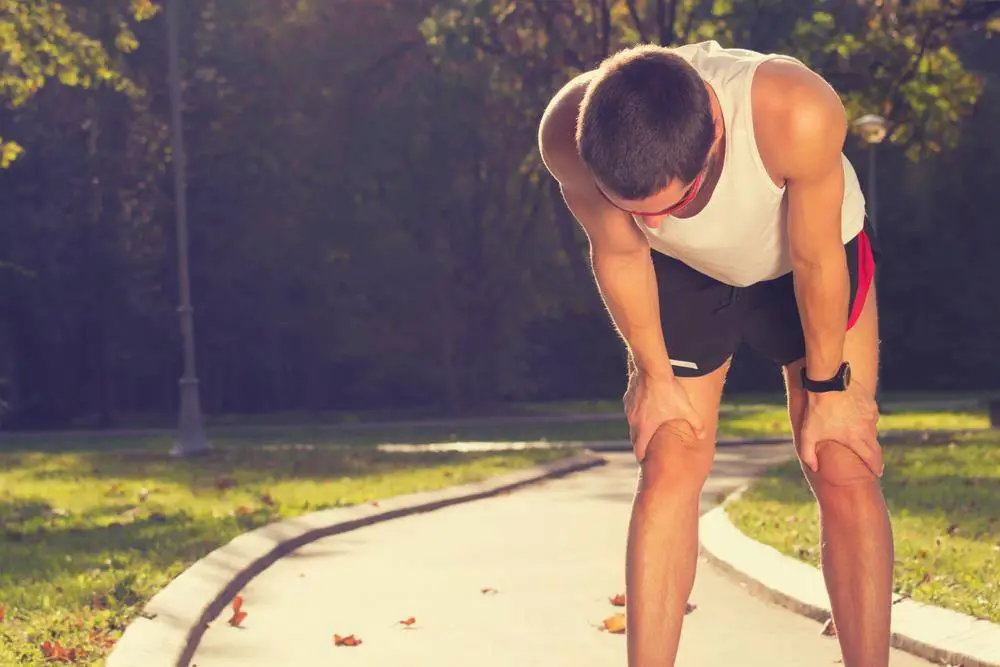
[
  {"x1": 0, "y1": 511, "x2": 273, "y2": 606},
  {"x1": 6, "y1": 446, "x2": 563, "y2": 490}
]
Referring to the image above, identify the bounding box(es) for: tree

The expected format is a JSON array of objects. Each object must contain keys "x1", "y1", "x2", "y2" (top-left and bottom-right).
[{"x1": 0, "y1": 0, "x2": 157, "y2": 166}]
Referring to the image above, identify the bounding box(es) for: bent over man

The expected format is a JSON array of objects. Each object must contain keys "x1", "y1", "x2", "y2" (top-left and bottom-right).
[{"x1": 538, "y1": 40, "x2": 891, "y2": 667}]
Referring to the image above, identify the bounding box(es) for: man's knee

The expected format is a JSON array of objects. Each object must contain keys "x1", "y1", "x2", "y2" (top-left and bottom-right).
[
  {"x1": 638, "y1": 420, "x2": 716, "y2": 496},
  {"x1": 804, "y1": 440, "x2": 879, "y2": 488}
]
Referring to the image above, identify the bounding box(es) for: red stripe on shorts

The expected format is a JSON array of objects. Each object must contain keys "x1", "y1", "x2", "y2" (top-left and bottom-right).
[{"x1": 847, "y1": 230, "x2": 874, "y2": 330}]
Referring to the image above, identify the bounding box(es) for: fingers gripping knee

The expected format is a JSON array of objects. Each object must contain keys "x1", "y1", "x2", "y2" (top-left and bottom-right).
[{"x1": 803, "y1": 440, "x2": 879, "y2": 487}]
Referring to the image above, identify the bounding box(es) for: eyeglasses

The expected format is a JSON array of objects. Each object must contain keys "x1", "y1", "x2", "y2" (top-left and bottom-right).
[{"x1": 597, "y1": 167, "x2": 708, "y2": 218}]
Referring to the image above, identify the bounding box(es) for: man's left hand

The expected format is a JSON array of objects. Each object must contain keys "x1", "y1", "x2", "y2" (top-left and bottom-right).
[{"x1": 799, "y1": 383, "x2": 882, "y2": 477}]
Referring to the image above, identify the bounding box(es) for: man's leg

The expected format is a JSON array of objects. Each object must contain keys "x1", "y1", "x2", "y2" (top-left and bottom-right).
[
  {"x1": 783, "y1": 285, "x2": 893, "y2": 667},
  {"x1": 626, "y1": 358, "x2": 730, "y2": 667}
]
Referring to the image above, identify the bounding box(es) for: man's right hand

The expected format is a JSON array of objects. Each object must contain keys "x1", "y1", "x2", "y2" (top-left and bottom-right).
[{"x1": 624, "y1": 368, "x2": 706, "y2": 462}]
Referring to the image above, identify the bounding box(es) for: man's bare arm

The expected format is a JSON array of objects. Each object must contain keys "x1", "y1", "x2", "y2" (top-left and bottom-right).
[
  {"x1": 761, "y1": 63, "x2": 851, "y2": 381},
  {"x1": 538, "y1": 82, "x2": 674, "y2": 379}
]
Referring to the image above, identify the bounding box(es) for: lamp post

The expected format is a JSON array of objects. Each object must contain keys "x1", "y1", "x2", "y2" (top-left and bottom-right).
[
  {"x1": 852, "y1": 113, "x2": 888, "y2": 408},
  {"x1": 167, "y1": 0, "x2": 210, "y2": 457},
  {"x1": 852, "y1": 113, "x2": 888, "y2": 232}
]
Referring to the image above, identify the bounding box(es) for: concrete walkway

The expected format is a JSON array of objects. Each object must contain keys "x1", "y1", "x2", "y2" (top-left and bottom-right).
[{"x1": 191, "y1": 444, "x2": 934, "y2": 667}]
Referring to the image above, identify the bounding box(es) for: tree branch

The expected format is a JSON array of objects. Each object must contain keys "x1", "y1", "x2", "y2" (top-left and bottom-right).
[
  {"x1": 624, "y1": 0, "x2": 650, "y2": 42},
  {"x1": 947, "y1": 0, "x2": 1000, "y2": 23}
]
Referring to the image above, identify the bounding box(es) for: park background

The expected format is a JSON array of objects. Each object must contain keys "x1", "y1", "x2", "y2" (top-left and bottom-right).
[
  {"x1": 1, "y1": 2, "x2": 999, "y2": 666},
  {"x1": 1, "y1": 0, "x2": 999, "y2": 431}
]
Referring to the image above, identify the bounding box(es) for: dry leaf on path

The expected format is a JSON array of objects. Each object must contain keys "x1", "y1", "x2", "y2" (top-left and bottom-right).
[
  {"x1": 228, "y1": 595, "x2": 247, "y2": 627},
  {"x1": 685, "y1": 603, "x2": 697, "y2": 614},
  {"x1": 600, "y1": 613, "x2": 627, "y2": 634},
  {"x1": 609, "y1": 594, "x2": 626, "y2": 607},
  {"x1": 820, "y1": 618, "x2": 837, "y2": 636},
  {"x1": 334, "y1": 634, "x2": 363, "y2": 647},
  {"x1": 399, "y1": 617, "x2": 416, "y2": 626},
  {"x1": 481, "y1": 587, "x2": 498, "y2": 595}
]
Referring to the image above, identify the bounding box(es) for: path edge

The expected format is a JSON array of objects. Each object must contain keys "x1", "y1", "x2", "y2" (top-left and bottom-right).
[
  {"x1": 699, "y1": 485, "x2": 1000, "y2": 667},
  {"x1": 106, "y1": 450, "x2": 606, "y2": 667}
]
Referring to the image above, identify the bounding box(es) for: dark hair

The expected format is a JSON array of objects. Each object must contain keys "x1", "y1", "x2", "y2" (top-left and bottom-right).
[{"x1": 576, "y1": 45, "x2": 715, "y2": 200}]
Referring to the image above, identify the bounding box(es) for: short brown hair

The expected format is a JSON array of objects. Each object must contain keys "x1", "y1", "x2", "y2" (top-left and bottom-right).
[{"x1": 576, "y1": 45, "x2": 715, "y2": 200}]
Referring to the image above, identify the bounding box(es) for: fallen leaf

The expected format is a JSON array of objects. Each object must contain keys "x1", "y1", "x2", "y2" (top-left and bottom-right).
[
  {"x1": 820, "y1": 618, "x2": 837, "y2": 636},
  {"x1": 399, "y1": 617, "x2": 416, "y2": 626},
  {"x1": 600, "y1": 612, "x2": 627, "y2": 634},
  {"x1": 39, "y1": 641, "x2": 78, "y2": 662},
  {"x1": 228, "y1": 596, "x2": 247, "y2": 627},
  {"x1": 334, "y1": 633, "x2": 362, "y2": 647},
  {"x1": 609, "y1": 593, "x2": 626, "y2": 607},
  {"x1": 685, "y1": 603, "x2": 697, "y2": 614},
  {"x1": 89, "y1": 630, "x2": 116, "y2": 649},
  {"x1": 480, "y1": 587, "x2": 498, "y2": 595}
]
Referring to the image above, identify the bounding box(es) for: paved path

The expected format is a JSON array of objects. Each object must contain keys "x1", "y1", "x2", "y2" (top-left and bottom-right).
[{"x1": 191, "y1": 444, "x2": 933, "y2": 667}]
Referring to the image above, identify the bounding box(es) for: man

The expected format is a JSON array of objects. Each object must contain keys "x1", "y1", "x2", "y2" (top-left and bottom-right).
[{"x1": 538, "y1": 41, "x2": 892, "y2": 667}]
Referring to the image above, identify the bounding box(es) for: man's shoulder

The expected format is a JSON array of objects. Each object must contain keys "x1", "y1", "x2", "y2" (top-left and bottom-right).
[
  {"x1": 751, "y1": 58, "x2": 847, "y2": 173},
  {"x1": 538, "y1": 71, "x2": 597, "y2": 187},
  {"x1": 752, "y1": 57, "x2": 840, "y2": 120}
]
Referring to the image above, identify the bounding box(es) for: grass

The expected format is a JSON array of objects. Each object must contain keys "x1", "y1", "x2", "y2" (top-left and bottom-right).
[
  {"x1": 0, "y1": 437, "x2": 572, "y2": 666},
  {"x1": 726, "y1": 430, "x2": 1000, "y2": 624},
  {"x1": 718, "y1": 403, "x2": 989, "y2": 438},
  {"x1": 0, "y1": 395, "x2": 990, "y2": 665},
  {"x1": 7, "y1": 400, "x2": 989, "y2": 453}
]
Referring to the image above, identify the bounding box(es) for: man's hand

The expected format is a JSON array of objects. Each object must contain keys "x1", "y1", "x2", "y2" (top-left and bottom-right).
[
  {"x1": 624, "y1": 369, "x2": 706, "y2": 462},
  {"x1": 799, "y1": 383, "x2": 882, "y2": 476}
]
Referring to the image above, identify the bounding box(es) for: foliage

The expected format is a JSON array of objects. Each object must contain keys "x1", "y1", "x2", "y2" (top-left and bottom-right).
[
  {"x1": 0, "y1": 1, "x2": 997, "y2": 427},
  {"x1": 0, "y1": 0, "x2": 158, "y2": 165}
]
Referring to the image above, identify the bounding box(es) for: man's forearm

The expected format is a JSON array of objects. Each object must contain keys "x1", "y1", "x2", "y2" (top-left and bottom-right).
[
  {"x1": 591, "y1": 248, "x2": 674, "y2": 378},
  {"x1": 792, "y1": 248, "x2": 850, "y2": 380}
]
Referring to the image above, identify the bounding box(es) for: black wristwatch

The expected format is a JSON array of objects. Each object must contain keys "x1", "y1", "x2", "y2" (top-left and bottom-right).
[{"x1": 801, "y1": 362, "x2": 851, "y2": 393}]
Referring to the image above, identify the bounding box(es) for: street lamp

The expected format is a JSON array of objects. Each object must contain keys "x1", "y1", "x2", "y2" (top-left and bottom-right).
[
  {"x1": 852, "y1": 113, "x2": 888, "y2": 408},
  {"x1": 852, "y1": 113, "x2": 888, "y2": 231},
  {"x1": 166, "y1": 0, "x2": 211, "y2": 457}
]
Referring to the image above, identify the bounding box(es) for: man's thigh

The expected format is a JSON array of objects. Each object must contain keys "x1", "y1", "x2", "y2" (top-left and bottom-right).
[{"x1": 650, "y1": 250, "x2": 741, "y2": 379}]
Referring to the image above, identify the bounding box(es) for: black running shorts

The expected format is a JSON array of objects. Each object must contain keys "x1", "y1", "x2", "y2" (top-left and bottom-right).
[{"x1": 651, "y1": 218, "x2": 879, "y2": 378}]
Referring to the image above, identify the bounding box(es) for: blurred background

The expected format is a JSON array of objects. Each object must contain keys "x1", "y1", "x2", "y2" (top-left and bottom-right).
[{"x1": 1, "y1": 0, "x2": 998, "y2": 430}]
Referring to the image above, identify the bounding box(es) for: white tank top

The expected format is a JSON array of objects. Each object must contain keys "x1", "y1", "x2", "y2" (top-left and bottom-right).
[{"x1": 640, "y1": 41, "x2": 867, "y2": 287}]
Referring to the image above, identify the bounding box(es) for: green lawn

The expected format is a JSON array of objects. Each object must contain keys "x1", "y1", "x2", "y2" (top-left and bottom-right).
[
  {"x1": 0, "y1": 396, "x2": 990, "y2": 665},
  {"x1": 6, "y1": 399, "x2": 988, "y2": 453},
  {"x1": 718, "y1": 403, "x2": 989, "y2": 438},
  {"x1": 0, "y1": 437, "x2": 572, "y2": 666},
  {"x1": 726, "y1": 430, "x2": 1000, "y2": 623}
]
